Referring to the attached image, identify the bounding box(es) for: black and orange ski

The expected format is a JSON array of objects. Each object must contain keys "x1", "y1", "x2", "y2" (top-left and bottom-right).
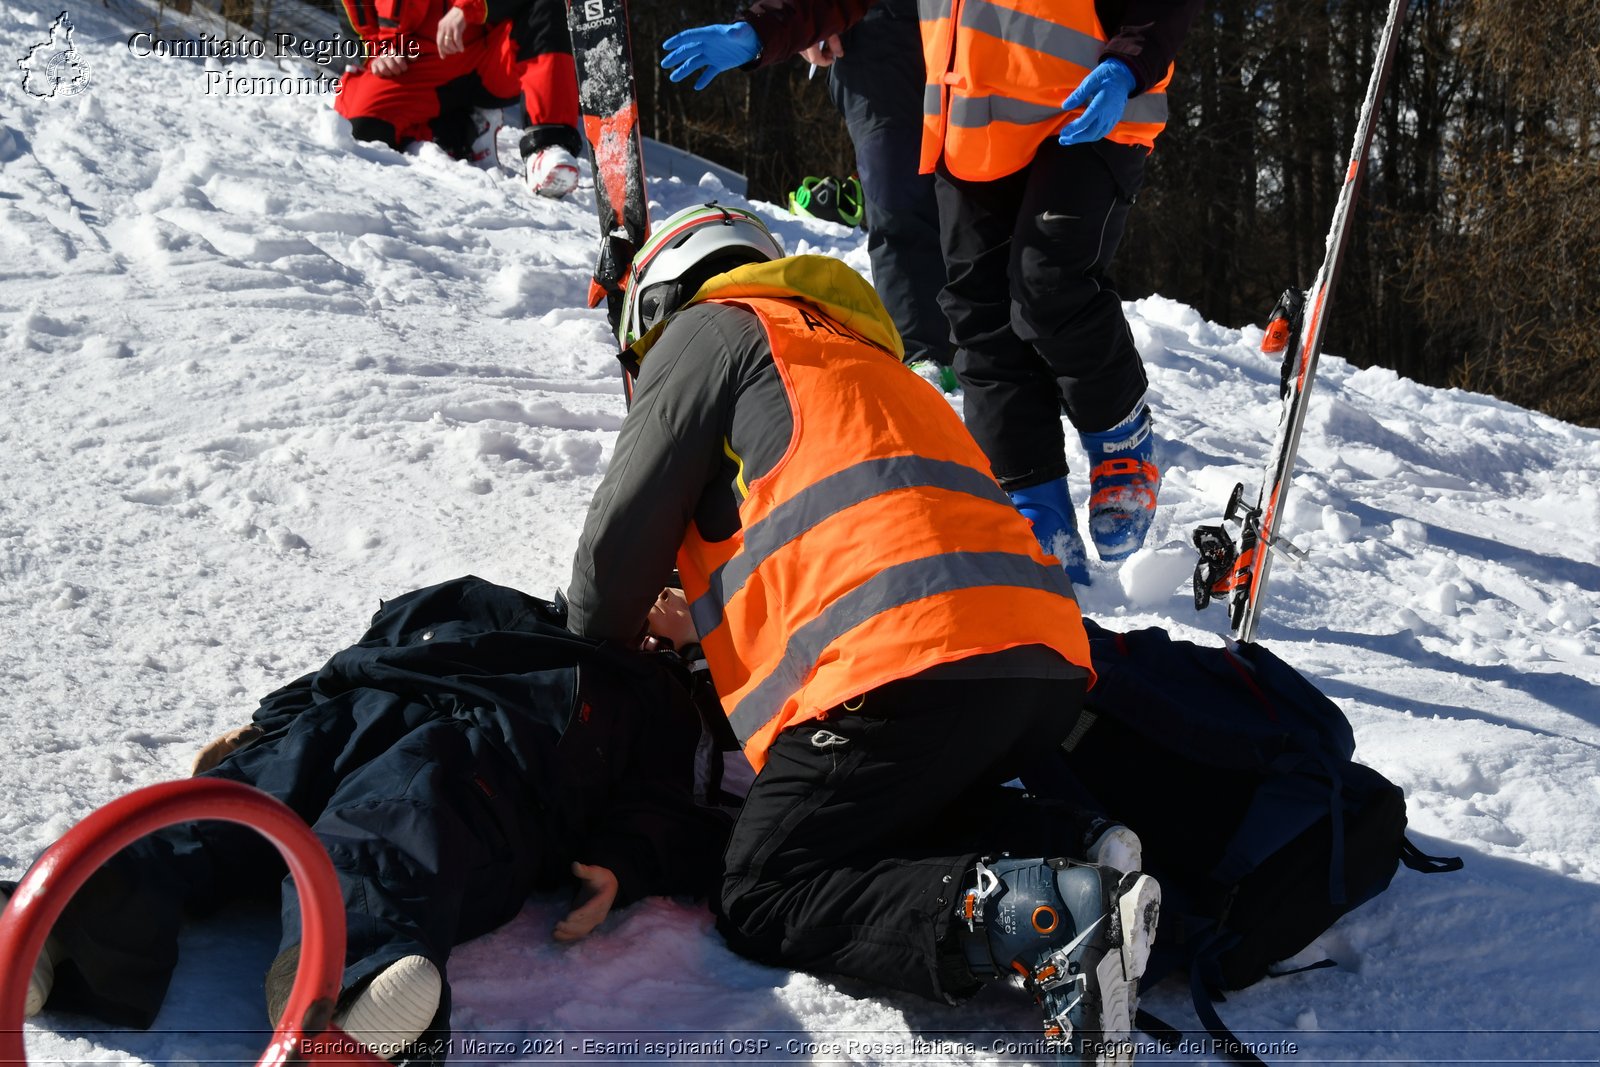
[{"x1": 566, "y1": 0, "x2": 649, "y2": 331}]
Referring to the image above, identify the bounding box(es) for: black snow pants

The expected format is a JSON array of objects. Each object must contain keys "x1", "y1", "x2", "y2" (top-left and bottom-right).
[
  {"x1": 827, "y1": 0, "x2": 952, "y2": 366},
  {"x1": 715, "y1": 671, "x2": 1100, "y2": 1003},
  {"x1": 937, "y1": 138, "x2": 1150, "y2": 489}
]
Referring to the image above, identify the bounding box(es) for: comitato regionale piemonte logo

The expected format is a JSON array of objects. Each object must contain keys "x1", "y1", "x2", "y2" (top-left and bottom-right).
[{"x1": 18, "y1": 10, "x2": 92, "y2": 99}]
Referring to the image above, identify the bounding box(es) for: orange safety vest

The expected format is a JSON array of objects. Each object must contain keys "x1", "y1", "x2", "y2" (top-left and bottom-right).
[
  {"x1": 919, "y1": 0, "x2": 1173, "y2": 181},
  {"x1": 676, "y1": 296, "x2": 1095, "y2": 771}
]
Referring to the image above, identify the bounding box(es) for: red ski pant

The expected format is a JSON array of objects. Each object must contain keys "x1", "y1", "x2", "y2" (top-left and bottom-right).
[
  {"x1": 335, "y1": 34, "x2": 511, "y2": 145},
  {"x1": 335, "y1": 14, "x2": 576, "y2": 144},
  {"x1": 485, "y1": 0, "x2": 578, "y2": 129}
]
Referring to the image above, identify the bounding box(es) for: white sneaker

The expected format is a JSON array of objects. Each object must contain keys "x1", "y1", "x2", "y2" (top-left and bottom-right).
[
  {"x1": 525, "y1": 144, "x2": 580, "y2": 199},
  {"x1": 0, "y1": 887, "x2": 58, "y2": 1017},
  {"x1": 334, "y1": 954, "x2": 442, "y2": 1062},
  {"x1": 467, "y1": 107, "x2": 504, "y2": 170}
]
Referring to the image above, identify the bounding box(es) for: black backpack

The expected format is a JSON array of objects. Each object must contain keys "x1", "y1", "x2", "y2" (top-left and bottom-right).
[{"x1": 1056, "y1": 621, "x2": 1462, "y2": 1063}]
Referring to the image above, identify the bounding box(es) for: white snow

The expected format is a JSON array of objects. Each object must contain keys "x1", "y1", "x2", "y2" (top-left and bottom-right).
[{"x1": 4, "y1": 2, "x2": 1599, "y2": 1064}]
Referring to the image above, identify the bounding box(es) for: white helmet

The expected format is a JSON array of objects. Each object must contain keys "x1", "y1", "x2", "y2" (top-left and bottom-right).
[{"x1": 618, "y1": 202, "x2": 785, "y2": 347}]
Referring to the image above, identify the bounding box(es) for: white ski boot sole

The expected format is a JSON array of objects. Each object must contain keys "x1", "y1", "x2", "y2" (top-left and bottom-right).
[
  {"x1": 334, "y1": 954, "x2": 441, "y2": 1062},
  {"x1": 1094, "y1": 873, "x2": 1160, "y2": 1067},
  {"x1": 1117, "y1": 873, "x2": 1160, "y2": 983}
]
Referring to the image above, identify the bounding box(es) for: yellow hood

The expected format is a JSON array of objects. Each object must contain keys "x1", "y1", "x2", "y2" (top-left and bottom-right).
[{"x1": 631, "y1": 255, "x2": 905, "y2": 363}]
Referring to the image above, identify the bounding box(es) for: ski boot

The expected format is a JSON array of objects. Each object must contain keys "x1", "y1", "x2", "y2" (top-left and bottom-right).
[
  {"x1": 957, "y1": 857, "x2": 1160, "y2": 1066},
  {"x1": 1009, "y1": 477, "x2": 1091, "y2": 587},
  {"x1": 520, "y1": 128, "x2": 581, "y2": 200},
  {"x1": 466, "y1": 107, "x2": 504, "y2": 170},
  {"x1": 1084, "y1": 819, "x2": 1143, "y2": 877},
  {"x1": 1080, "y1": 406, "x2": 1160, "y2": 562},
  {"x1": 526, "y1": 145, "x2": 580, "y2": 199}
]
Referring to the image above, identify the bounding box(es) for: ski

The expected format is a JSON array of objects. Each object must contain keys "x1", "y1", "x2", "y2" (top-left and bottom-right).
[
  {"x1": 1192, "y1": 0, "x2": 1410, "y2": 644},
  {"x1": 566, "y1": 0, "x2": 650, "y2": 331}
]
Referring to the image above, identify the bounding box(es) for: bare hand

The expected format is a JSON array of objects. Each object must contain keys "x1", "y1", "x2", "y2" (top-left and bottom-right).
[
  {"x1": 436, "y1": 8, "x2": 468, "y2": 57},
  {"x1": 553, "y1": 862, "x2": 619, "y2": 942},
  {"x1": 800, "y1": 35, "x2": 844, "y2": 68},
  {"x1": 368, "y1": 54, "x2": 410, "y2": 78},
  {"x1": 641, "y1": 587, "x2": 698, "y2": 651},
  {"x1": 190, "y1": 724, "x2": 262, "y2": 776}
]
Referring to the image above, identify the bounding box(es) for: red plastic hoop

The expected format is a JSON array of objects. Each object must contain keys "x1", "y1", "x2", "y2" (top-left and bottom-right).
[{"x1": 0, "y1": 778, "x2": 389, "y2": 1065}]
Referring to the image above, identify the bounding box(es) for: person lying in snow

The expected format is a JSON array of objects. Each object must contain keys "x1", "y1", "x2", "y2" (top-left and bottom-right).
[{"x1": 2, "y1": 576, "x2": 731, "y2": 1064}]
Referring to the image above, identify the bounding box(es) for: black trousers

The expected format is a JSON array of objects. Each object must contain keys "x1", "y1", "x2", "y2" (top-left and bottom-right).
[
  {"x1": 828, "y1": 1, "x2": 952, "y2": 365},
  {"x1": 30, "y1": 709, "x2": 552, "y2": 1031},
  {"x1": 937, "y1": 139, "x2": 1150, "y2": 489},
  {"x1": 716, "y1": 673, "x2": 1095, "y2": 1003}
]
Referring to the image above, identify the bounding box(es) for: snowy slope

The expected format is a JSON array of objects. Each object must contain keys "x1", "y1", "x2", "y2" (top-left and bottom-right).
[{"x1": 3, "y1": 2, "x2": 1599, "y2": 1064}]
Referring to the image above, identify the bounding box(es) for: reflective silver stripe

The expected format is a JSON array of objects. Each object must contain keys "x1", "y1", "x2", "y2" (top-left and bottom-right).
[
  {"x1": 919, "y1": 0, "x2": 953, "y2": 20},
  {"x1": 947, "y1": 93, "x2": 1064, "y2": 129},
  {"x1": 946, "y1": 91, "x2": 1168, "y2": 130},
  {"x1": 1123, "y1": 92, "x2": 1169, "y2": 125},
  {"x1": 689, "y1": 455, "x2": 1013, "y2": 639},
  {"x1": 960, "y1": 0, "x2": 1102, "y2": 68},
  {"x1": 726, "y1": 550, "x2": 1075, "y2": 741},
  {"x1": 924, "y1": 82, "x2": 943, "y2": 117}
]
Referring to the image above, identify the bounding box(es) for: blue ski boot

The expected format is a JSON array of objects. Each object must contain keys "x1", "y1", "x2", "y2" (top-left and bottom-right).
[
  {"x1": 1008, "y1": 477, "x2": 1091, "y2": 587},
  {"x1": 1079, "y1": 405, "x2": 1161, "y2": 562},
  {"x1": 956, "y1": 857, "x2": 1160, "y2": 1066}
]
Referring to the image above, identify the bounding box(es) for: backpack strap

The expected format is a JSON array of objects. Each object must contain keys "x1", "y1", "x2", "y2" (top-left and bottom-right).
[
  {"x1": 1189, "y1": 940, "x2": 1269, "y2": 1067},
  {"x1": 1134, "y1": 1007, "x2": 1183, "y2": 1050},
  {"x1": 1266, "y1": 958, "x2": 1338, "y2": 978},
  {"x1": 1400, "y1": 837, "x2": 1464, "y2": 873}
]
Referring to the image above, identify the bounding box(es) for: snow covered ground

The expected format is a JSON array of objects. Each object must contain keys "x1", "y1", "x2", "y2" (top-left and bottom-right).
[{"x1": 3, "y1": 2, "x2": 1599, "y2": 1063}]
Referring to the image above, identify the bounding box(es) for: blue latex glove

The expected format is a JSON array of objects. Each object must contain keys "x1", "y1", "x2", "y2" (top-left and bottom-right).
[
  {"x1": 662, "y1": 22, "x2": 761, "y2": 91},
  {"x1": 1059, "y1": 58, "x2": 1136, "y2": 145}
]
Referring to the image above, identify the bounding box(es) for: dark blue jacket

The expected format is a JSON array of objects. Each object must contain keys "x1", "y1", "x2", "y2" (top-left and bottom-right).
[{"x1": 248, "y1": 575, "x2": 729, "y2": 906}]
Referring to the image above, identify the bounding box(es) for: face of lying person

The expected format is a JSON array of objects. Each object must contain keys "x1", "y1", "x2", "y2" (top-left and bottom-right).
[{"x1": 643, "y1": 587, "x2": 698, "y2": 651}]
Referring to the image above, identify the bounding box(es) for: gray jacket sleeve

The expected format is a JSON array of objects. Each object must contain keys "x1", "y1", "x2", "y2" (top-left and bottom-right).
[{"x1": 565, "y1": 303, "x2": 764, "y2": 642}]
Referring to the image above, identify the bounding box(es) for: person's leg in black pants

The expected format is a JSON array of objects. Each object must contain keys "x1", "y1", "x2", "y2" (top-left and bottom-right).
[
  {"x1": 937, "y1": 163, "x2": 1066, "y2": 487},
  {"x1": 4, "y1": 820, "x2": 282, "y2": 1029},
  {"x1": 274, "y1": 719, "x2": 548, "y2": 999},
  {"x1": 717, "y1": 673, "x2": 1089, "y2": 1003},
  {"x1": 937, "y1": 140, "x2": 1151, "y2": 487},
  {"x1": 829, "y1": 4, "x2": 951, "y2": 366},
  {"x1": 1009, "y1": 139, "x2": 1150, "y2": 435}
]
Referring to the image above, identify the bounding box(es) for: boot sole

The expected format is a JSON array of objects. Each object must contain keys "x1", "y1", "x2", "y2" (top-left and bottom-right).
[
  {"x1": 1093, "y1": 874, "x2": 1160, "y2": 1067},
  {"x1": 335, "y1": 954, "x2": 441, "y2": 1062},
  {"x1": 1117, "y1": 873, "x2": 1160, "y2": 985}
]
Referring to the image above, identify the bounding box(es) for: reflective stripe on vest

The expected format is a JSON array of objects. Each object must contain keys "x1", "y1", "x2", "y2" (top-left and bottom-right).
[
  {"x1": 688, "y1": 453, "x2": 1015, "y2": 640},
  {"x1": 918, "y1": 0, "x2": 1172, "y2": 180},
  {"x1": 924, "y1": 85, "x2": 1169, "y2": 130},
  {"x1": 676, "y1": 295, "x2": 1094, "y2": 770},
  {"x1": 723, "y1": 549, "x2": 1073, "y2": 742}
]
